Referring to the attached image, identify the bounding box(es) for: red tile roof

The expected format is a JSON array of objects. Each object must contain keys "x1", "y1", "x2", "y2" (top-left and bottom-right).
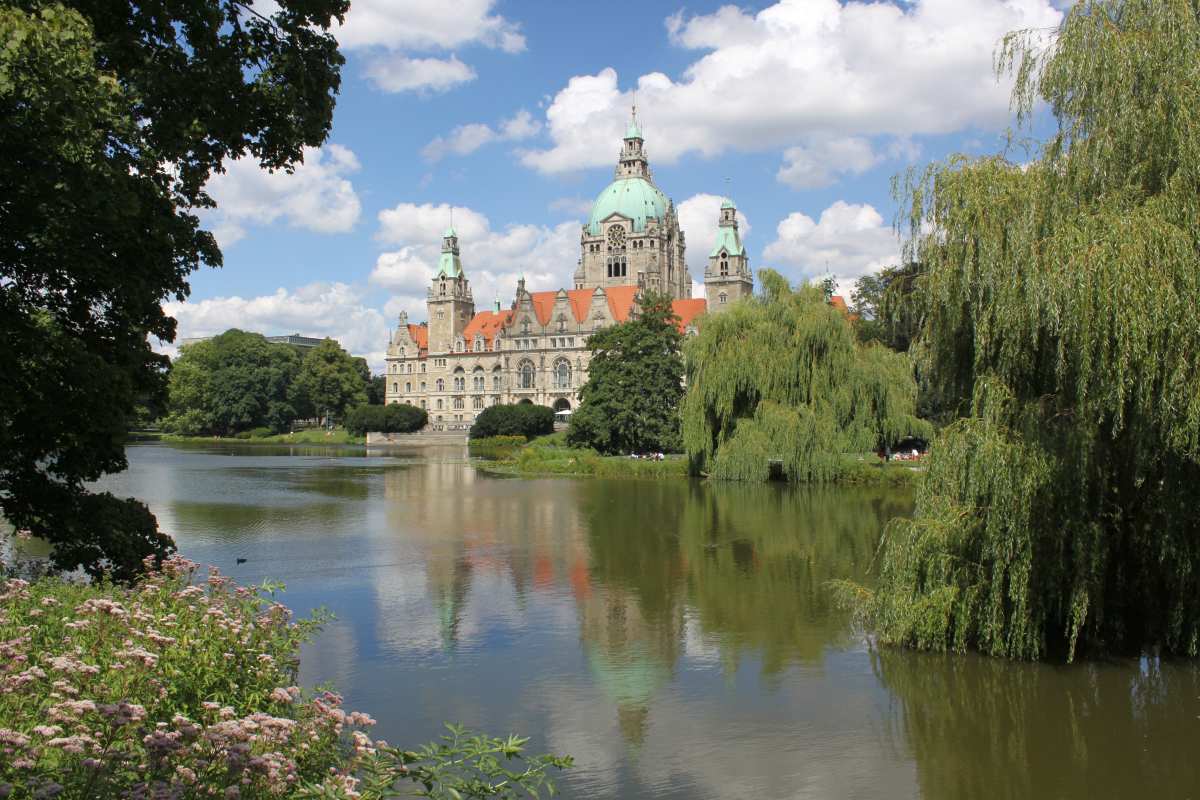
[
  {"x1": 671, "y1": 298, "x2": 707, "y2": 330},
  {"x1": 830, "y1": 295, "x2": 848, "y2": 312},
  {"x1": 462, "y1": 309, "x2": 513, "y2": 348},
  {"x1": 603, "y1": 285, "x2": 639, "y2": 323},
  {"x1": 407, "y1": 324, "x2": 428, "y2": 351},
  {"x1": 525, "y1": 289, "x2": 599, "y2": 326}
]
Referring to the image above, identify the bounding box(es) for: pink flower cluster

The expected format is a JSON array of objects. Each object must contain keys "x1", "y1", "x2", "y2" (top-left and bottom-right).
[{"x1": 0, "y1": 558, "x2": 386, "y2": 798}]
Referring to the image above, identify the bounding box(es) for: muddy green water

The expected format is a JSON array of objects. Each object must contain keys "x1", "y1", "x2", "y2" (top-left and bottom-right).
[{"x1": 94, "y1": 443, "x2": 1198, "y2": 799}]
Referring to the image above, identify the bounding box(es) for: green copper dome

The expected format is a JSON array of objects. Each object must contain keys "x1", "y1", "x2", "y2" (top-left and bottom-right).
[{"x1": 587, "y1": 177, "x2": 668, "y2": 234}]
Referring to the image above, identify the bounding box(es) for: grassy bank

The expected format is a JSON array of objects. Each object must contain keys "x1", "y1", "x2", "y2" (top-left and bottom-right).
[
  {"x1": 471, "y1": 434, "x2": 920, "y2": 485},
  {"x1": 158, "y1": 428, "x2": 365, "y2": 446},
  {"x1": 471, "y1": 434, "x2": 687, "y2": 479}
]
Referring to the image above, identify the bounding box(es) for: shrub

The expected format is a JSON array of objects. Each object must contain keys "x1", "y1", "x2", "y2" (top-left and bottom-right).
[
  {"x1": 469, "y1": 404, "x2": 554, "y2": 440},
  {"x1": 344, "y1": 404, "x2": 427, "y2": 436},
  {"x1": 0, "y1": 554, "x2": 569, "y2": 798}
]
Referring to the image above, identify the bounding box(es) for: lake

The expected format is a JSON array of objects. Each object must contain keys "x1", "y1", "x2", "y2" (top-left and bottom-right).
[{"x1": 95, "y1": 443, "x2": 1199, "y2": 799}]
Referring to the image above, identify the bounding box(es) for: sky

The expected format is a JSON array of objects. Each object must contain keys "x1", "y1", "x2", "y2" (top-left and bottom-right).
[{"x1": 165, "y1": 0, "x2": 1070, "y2": 369}]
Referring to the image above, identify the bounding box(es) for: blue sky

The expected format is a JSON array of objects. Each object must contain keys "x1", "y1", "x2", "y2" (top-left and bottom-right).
[{"x1": 166, "y1": 0, "x2": 1067, "y2": 368}]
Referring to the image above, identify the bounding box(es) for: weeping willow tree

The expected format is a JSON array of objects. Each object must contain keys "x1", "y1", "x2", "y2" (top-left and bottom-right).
[
  {"x1": 864, "y1": 0, "x2": 1200, "y2": 661},
  {"x1": 681, "y1": 270, "x2": 928, "y2": 482}
]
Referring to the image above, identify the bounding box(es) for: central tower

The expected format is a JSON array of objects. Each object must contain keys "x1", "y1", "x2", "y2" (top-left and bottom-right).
[{"x1": 574, "y1": 108, "x2": 691, "y2": 299}]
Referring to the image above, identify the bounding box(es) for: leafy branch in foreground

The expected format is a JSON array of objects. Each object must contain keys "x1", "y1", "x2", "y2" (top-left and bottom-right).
[{"x1": 329, "y1": 724, "x2": 573, "y2": 800}]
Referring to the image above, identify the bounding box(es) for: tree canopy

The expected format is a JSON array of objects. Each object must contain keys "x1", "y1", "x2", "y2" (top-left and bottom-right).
[
  {"x1": 161, "y1": 330, "x2": 303, "y2": 436},
  {"x1": 681, "y1": 271, "x2": 928, "y2": 482},
  {"x1": 567, "y1": 292, "x2": 685, "y2": 454},
  {"x1": 0, "y1": 0, "x2": 345, "y2": 578},
  {"x1": 292, "y1": 338, "x2": 369, "y2": 421},
  {"x1": 863, "y1": 0, "x2": 1200, "y2": 661}
]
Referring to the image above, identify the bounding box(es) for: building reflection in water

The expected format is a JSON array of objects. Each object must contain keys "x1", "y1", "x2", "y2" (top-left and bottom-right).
[{"x1": 376, "y1": 465, "x2": 907, "y2": 744}]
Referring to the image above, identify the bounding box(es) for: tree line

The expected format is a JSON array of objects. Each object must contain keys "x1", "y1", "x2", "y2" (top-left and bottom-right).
[{"x1": 162, "y1": 330, "x2": 376, "y2": 436}]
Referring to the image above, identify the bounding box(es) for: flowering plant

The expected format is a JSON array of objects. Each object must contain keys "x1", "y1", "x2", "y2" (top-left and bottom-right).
[{"x1": 0, "y1": 553, "x2": 569, "y2": 799}]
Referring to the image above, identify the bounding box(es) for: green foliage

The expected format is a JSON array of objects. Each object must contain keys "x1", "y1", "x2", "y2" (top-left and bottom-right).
[
  {"x1": 293, "y1": 339, "x2": 369, "y2": 421},
  {"x1": 850, "y1": 264, "x2": 920, "y2": 352},
  {"x1": 867, "y1": 0, "x2": 1200, "y2": 660},
  {"x1": 162, "y1": 330, "x2": 302, "y2": 436},
  {"x1": 476, "y1": 441, "x2": 688, "y2": 480},
  {"x1": 682, "y1": 271, "x2": 929, "y2": 482},
  {"x1": 470, "y1": 404, "x2": 554, "y2": 440},
  {"x1": 365, "y1": 374, "x2": 386, "y2": 406},
  {"x1": 567, "y1": 292, "x2": 684, "y2": 454},
  {"x1": 0, "y1": 552, "x2": 569, "y2": 799},
  {"x1": 0, "y1": 0, "x2": 346, "y2": 578},
  {"x1": 338, "y1": 725, "x2": 572, "y2": 800},
  {"x1": 467, "y1": 436, "x2": 528, "y2": 460},
  {"x1": 343, "y1": 404, "x2": 428, "y2": 436}
]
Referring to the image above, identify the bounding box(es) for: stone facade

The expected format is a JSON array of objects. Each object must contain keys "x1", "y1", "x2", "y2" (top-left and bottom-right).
[{"x1": 384, "y1": 111, "x2": 751, "y2": 430}]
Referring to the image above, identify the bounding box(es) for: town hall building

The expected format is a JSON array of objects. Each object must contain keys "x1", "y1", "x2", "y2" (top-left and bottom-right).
[{"x1": 384, "y1": 110, "x2": 754, "y2": 427}]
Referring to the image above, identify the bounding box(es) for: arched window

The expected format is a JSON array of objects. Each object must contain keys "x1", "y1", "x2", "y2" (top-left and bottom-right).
[
  {"x1": 453, "y1": 367, "x2": 465, "y2": 392},
  {"x1": 406, "y1": 363, "x2": 412, "y2": 374},
  {"x1": 473, "y1": 396, "x2": 484, "y2": 410},
  {"x1": 472, "y1": 367, "x2": 485, "y2": 391},
  {"x1": 436, "y1": 378, "x2": 445, "y2": 392},
  {"x1": 720, "y1": 259, "x2": 729, "y2": 276},
  {"x1": 719, "y1": 292, "x2": 728, "y2": 304},
  {"x1": 436, "y1": 399, "x2": 443, "y2": 410},
  {"x1": 557, "y1": 314, "x2": 567, "y2": 333},
  {"x1": 420, "y1": 363, "x2": 426, "y2": 373},
  {"x1": 473, "y1": 337, "x2": 483, "y2": 352},
  {"x1": 518, "y1": 359, "x2": 535, "y2": 389},
  {"x1": 392, "y1": 382, "x2": 398, "y2": 393},
  {"x1": 420, "y1": 381, "x2": 426, "y2": 392},
  {"x1": 521, "y1": 319, "x2": 531, "y2": 334},
  {"x1": 492, "y1": 365, "x2": 503, "y2": 391},
  {"x1": 405, "y1": 382, "x2": 411, "y2": 392},
  {"x1": 453, "y1": 397, "x2": 464, "y2": 410},
  {"x1": 554, "y1": 358, "x2": 571, "y2": 389}
]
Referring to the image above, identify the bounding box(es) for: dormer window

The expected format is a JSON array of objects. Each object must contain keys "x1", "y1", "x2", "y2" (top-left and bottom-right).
[{"x1": 521, "y1": 319, "x2": 531, "y2": 334}]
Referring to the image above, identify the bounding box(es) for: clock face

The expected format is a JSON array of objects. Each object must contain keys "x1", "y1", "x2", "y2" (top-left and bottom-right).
[{"x1": 607, "y1": 225, "x2": 626, "y2": 247}]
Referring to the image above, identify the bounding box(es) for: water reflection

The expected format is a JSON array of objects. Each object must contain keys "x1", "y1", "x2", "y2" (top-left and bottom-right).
[
  {"x1": 93, "y1": 444, "x2": 1200, "y2": 800},
  {"x1": 874, "y1": 648, "x2": 1200, "y2": 798}
]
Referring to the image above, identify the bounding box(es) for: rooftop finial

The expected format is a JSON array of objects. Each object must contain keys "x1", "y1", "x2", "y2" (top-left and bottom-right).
[{"x1": 625, "y1": 91, "x2": 643, "y2": 140}]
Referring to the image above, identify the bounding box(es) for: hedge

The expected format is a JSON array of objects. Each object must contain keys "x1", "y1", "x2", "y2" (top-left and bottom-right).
[
  {"x1": 343, "y1": 403, "x2": 428, "y2": 436},
  {"x1": 469, "y1": 404, "x2": 554, "y2": 440}
]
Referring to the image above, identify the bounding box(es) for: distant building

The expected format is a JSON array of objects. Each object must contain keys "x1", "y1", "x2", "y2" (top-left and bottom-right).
[
  {"x1": 383, "y1": 107, "x2": 750, "y2": 428},
  {"x1": 263, "y1": 334, "x2": 325, "y2": 351},
  {"x1": 179, "y1": 332, "x2": 330, "y2": 352}
]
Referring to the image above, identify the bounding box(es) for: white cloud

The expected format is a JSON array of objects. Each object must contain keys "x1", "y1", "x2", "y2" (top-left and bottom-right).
[
  {"x1": 164, "y1": 282, "x2": 392, "y2": 370},
  {"x1": 204, "y1": 145, "x2": 361, "y2": 248},
  {"x1": 519, "y1": 0, "x2": 1061, "y2": 174},
  {"x1": 335, "y1": 0, "x2": 525, "y2": 53},
  {"x1": 763, "y1": 201, "x2": 900, "y2": 294},
  {"x1": 372, "y1": 202, "x2": 580, "y2": 319},
  {"x1": 332, "y1": 0, "x2": 524, "y2": 94},
  {"x1": 777, "y1": 136, "x2": 880, "y2": 189},
  {"x1": 422, "y1": 110, "x2": 541, "y2": 161},
  {"x1": 676, "y1": 194, "x2": 751, "y2": 277},
  {"x1": 363, "y1": 54, "x2": 475, "y2": 94}
]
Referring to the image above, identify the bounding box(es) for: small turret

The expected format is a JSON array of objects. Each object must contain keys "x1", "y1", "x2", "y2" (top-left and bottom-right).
[
  {"x1": 427, "y1": 224, "x2": 474, "y2": 353},
  {"x1": 704, "y1": 197, "x2": 753, "y2": 311}
]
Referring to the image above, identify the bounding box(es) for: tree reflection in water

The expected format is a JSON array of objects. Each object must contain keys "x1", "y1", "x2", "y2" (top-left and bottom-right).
[
  {"x1": 872, "y1": 647, "x2": 1200, "y2": 798},
  {"x1": 578, "y1": 478, "x2": 911, "y2": 741}
]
